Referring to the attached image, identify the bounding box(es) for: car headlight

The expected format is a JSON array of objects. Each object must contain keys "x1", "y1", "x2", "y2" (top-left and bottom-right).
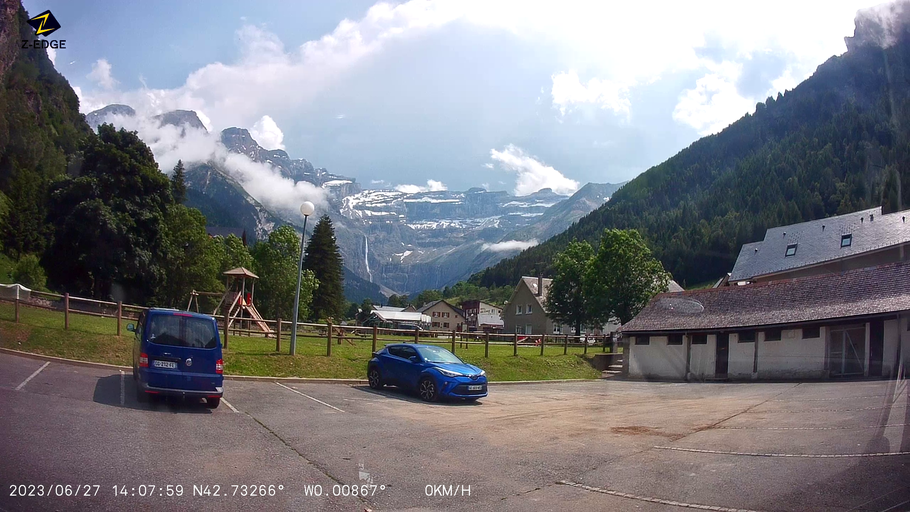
[
  {"x1": 435, "y1": 367, "x2": 463, "y2": 377},
  {"x1": 478, "y1": 370, "x2": 486, "y2": 377}
]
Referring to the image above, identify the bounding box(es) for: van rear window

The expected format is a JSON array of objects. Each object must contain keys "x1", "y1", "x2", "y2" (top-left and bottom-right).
[{"x1": 148, "y1": 315, "x2": 218, "y2": 349}]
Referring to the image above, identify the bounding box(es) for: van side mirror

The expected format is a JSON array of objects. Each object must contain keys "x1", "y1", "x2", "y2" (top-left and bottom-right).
[{"x1": 126, "y1": 324, "x2": 135, "y2": 332}]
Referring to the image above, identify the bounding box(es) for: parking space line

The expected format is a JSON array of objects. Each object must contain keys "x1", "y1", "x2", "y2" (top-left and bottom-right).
[
  {"x1": 715, "y1": 423, "x2": 910, "y2": 431},
  {"x1": 653, "y1": 446, "x2": 910, "y2": 458},
  {"x1": 220, "y1": 397, "x2": 240, "y2": 413},
  {"x1": 557, "y1": 480, "x2": 762, "y2": 512},
  {"x1": 274, "y1": 382, "x2": 345, "y2": 412},
  {"x1": 747, "y1": 403, "x2": 908, "y2": 414},
  {"x1": 15, "y1": 361, "x2": 49, "y2": 391},
  {"x1": 119, "y1": 371, "x2": 125, "y2": 406}
]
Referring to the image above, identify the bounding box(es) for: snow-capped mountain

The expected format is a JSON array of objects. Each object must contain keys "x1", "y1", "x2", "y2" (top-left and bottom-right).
[{"x1": 85, "y1": 104, "x2": 623, "y2": 298}]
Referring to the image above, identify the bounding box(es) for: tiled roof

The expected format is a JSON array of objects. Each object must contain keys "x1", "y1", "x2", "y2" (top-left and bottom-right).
[
  {"x1": 621, "y1": 261, "x2": 910, "y2": 333},
  {"x1": 520, "y1": 276, "x2": 553, "y2": 308},
  {"x1": 729, "y1": 206, "x2": 910, "y2": 281}
]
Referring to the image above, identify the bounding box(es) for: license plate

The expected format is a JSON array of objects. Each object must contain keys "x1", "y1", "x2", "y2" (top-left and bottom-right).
[
  {"x1": 153, "y1": 360, "x2": 177, "y2": 369},
  {"x1": 467, "y1": 385, "x2": 483, "y2": 391}
]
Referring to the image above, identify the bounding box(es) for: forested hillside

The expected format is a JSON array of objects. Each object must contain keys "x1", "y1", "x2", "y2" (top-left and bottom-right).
[{"x1": 472, "y1": 16, "x2": 910, "y2": 289}]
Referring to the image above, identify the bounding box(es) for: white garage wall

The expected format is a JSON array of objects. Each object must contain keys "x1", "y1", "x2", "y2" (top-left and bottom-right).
[
  {"x1": 757, "y1": 328, "x2": 826, "y2": 378},
  {"x1": 629, "y1": 336, "x2": 687, "y2": 379},
  {"x1": 688, "y1": 335, "x2": 716, "y2": 379},
  {"x1": 728, "y1": 333, "x2": 755, "y2": 377}
]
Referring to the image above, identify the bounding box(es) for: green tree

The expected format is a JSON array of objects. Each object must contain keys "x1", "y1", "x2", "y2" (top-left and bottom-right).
[
  {"x1": 44, "y1": 125, "x2": 173, "y2": 301},
  {"x1": 12, "y1": 254, "x2": 46, "y2": 290},
  {"x1": 156, "y1": 205, "x2": 222, "y2": 307},
  {"x1": 387, "y1": 294, "x2": 408, "y2": 308},
  {"x1": 414, "y1": 289, "x2": 442, "y2": 308},
  {"x1": 171, "y1": 160, "x2": 187, "y2": 204},
  {"x1": 356, "y1": 298, "x2": 374, "y2": 324},
  {"x1": 585, "y1": 229, "x2": 669, "y2": 325},
  {"x1": 544, "y1": 240, "x2": 594, "y2": 336},
  {"x1": 253, "y1": 225, "x2": 318, "y2": 321},
  {"x1": 302, "y1": 215, "x2": 345, "y2": 321},
  {"x1": 218, "y1": 234, "x2": 253, "y2": 273},
  {"x1": 1, "y1": 168, "x2": 48, "y2": 259}
]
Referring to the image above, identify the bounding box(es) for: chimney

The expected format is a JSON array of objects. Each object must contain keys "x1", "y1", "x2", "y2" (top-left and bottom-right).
[{"x1": 537, "y1": 275, "x2": 543, "y2": 296}]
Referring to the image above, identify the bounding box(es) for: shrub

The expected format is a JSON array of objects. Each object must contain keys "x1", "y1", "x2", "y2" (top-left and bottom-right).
[{"x1": 13, "y1": 254, "x2": 47, "y2": 290}]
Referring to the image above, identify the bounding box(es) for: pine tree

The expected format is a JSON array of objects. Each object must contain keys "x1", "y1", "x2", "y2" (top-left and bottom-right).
[
  {"x1": 303, "y1": 215, "x2": 345, "y2": 321},
  {"x1": 171, "y1": 160, "x2": 187, "y2": 204}
]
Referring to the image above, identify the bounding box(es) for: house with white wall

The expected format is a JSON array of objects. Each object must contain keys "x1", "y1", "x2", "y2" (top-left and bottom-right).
[{"x1": 620, "y1": 261, "x2": 910, "y2": 381}]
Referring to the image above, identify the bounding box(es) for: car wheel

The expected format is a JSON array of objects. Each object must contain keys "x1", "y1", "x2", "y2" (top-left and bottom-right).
[
  {"x1": 368, "y1": 367, "x2": 383, "y2": 389},
  {"x1": 205, "y1": 397, "x2": 220, "y2": 409},
  {"x1": 418, "y1": 377, "x2": 439, "y2": 402}
]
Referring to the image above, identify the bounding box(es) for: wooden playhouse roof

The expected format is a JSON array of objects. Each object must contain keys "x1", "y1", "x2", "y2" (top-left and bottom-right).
[{"x1": 223, "y1": 267, "x2": 259, "y2": 279}]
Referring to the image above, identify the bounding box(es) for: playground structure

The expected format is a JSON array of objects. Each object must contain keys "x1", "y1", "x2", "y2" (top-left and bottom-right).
[{"x1": 186, "y1": 267, "x2": 272, "y2": 335}]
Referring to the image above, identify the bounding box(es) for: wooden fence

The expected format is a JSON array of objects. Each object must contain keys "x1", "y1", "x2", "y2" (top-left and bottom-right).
[{"x1": 1, "y1": 292, "x2": 619, "y2": 358}]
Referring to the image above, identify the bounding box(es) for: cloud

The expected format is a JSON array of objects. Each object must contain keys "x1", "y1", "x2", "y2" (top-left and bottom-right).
[
  {"x1": 394, "y1": 179, "x2": 448, "y2": 193},
  {"x1": 550, "y1": 70, "x2": 632, "y2": 117},
  {"x1": 483, "y1": 163, "x2": 494, "y2": 169},
  {"x1": 46, "y1": 47, "x2": 56, "y2": 66},
  {"x1": 89, "y1": 111, "x2": 328, "y2": 218},
  {"x1": 87, "y1": 59, "x2": 117, "y2": 90},
  {"x1": 672, "y1": 61, "x2": 755, "y2": 135},
  {"x1": 489, "y1": 144, "x2": 579, "y2": 196},
  {"x1": 482, "y1": 239, "x2": 539, "y2": 252},
  {"x1": 250, "y1": 115, "x2": 285, "y2": 150}
]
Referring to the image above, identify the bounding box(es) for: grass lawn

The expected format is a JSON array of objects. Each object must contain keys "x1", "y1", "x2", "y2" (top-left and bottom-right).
[{"x1": 0, "y1": 302, "x2": 604, "y2": 381}]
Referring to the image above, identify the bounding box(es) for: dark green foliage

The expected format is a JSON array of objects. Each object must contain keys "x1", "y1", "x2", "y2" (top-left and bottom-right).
[
  {"x1": 413, "y1": 289, "x2": 442, "y2": 309},
  {"x1": 2, "y1": 167, "x2": 48, "y2": 258},
  {"x1": 171, "y1": 160, "x2": 187, "y2": 204},
  {"x1": 584, "y1": 229, "x2": 669, "y2": 325},
  {"x1": 217, "y1": 234, "x2": 253, "y2": 273},
  {"x1": 252, "y1": 225, "x2": 318, "y2": 321},
  {"x1": 472, "y1": 36, "x2": 910, "y2": 288},
  {"x1": 44, "y1": 125, "x2": 173, "y2": 301},
  {"x1": 155, "y1": 205, "x2": 222, "y2": 307},
  {"x1": 355, "y1": 298, "x2": 374, "y2": 323},
  {"x1": 303, "y1": 215, "x2": 345, "y2": 321},
  {"x1": 387, "y1": 294, "x2": 409, "y2": 307},
  {"x1": 544, "y1": 240, "x2": 594, "y2": 336},
  {"x1": 12, "y1": 253, "x2": 46, "y2": 290}
]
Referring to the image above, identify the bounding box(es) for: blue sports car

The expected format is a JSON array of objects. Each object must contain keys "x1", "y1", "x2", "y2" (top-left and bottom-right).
[{"x1": 367, "y1": 344, "x2": 488, "y2": 402}]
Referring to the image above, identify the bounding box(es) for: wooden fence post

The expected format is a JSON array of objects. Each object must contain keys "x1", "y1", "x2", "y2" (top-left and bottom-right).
[
  {"x1": 451, "y1": 330, "x2": 456, "y2": 353},
  {"x1": 484, "y1": 332, "x2": 490, "y2": 358},
  {"x1": 414, "y1": 328, "x2": 420, "y2": 344},
  {"x1": 223, "y1": 314, "x2": 229, "y2": 349},
  {"x1": 604, "y1": 336, "x2": 608, "y2": 352},
  {"x1": 540, "y1": 335, "x2": 545, "y2": 356},
  {"x1": 276, "y1": 317, "x2": 282, "y2": 352},
  {"x1": 583, "y1": 335, "x2": 588, "y2": 354},
  {"x1": 14, "y1": 295, "x2": 20, "y2": 323},
  {"x1": 372, "y1": 325, "x2": 378, "y2": 353},
  {"x1": 513, "y1": 332, "x2": 518, "y2": 356},
  {"x1": 327, "y1": 321, "x2": 333, "y2": 356},
  {"x1": 564, "y1": 335, "x2": 568, "y2": 355},
  {"x1": 64, "y1": 293, "x2": 69, "y2": 330},
  {"x1": 116, "y1": 301, "x2": 122, "y2": 336}
]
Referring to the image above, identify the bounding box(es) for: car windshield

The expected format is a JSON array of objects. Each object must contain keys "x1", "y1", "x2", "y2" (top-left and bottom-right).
[
  {"x1": 415, "y1": 346, "x2": 463, "y2": 364},
  {"x1": 148, "y1": 315, "x2": 218, "y2": 349}
]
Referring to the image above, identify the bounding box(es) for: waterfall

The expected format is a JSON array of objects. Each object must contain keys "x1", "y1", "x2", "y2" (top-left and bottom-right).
[{"x1": 364, "y1": 235, "x2": 373, "y2": 283}]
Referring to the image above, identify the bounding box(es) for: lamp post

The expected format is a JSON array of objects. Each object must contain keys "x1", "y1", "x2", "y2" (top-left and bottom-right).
[{"x1": 290, "y1": 201, "x2": 315, "y2": 356}]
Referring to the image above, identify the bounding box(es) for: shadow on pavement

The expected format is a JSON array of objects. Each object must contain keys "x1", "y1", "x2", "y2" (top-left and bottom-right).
[
  {"x1": 92, "y1": 374, "x2": 215, "y2": 414},
  {"x1": 351, "y1": 385, "x2": 484, "y2": 406}
]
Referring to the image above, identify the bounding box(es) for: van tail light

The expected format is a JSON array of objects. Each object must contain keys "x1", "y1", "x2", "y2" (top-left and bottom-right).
[
  {"x1": 215, "y1": 359, "x2": 224, "y2": 374},
  {"x1": 139, "y1": 353, "x2": 149, "y2": 368}
]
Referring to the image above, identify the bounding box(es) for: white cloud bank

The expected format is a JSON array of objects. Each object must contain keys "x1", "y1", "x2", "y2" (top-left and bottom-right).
[
  {"x1": 482, "y1": 239, "x2": 539, "y2": 252},
  {"x1": 551, "y1": 71, "x2": 632, "y2": 117},
  {"x1": 88, "y1": 58, "x2": 117, "y2": 90},
  {"x1": 250, "y1": 115, "x2": 285, "y2": 150},
  {"x1": 89, "y1": 111, "x2": 327, "y2": 218},
  {"x1": 394, "y1": 180, "x2": 448, "y2": 193},
  {"x1": 672, "y1": 61, "x2": 756, "y2": 135},
  {"x1": 490, "y1": 144, "x2": 579, "y2": 196}
]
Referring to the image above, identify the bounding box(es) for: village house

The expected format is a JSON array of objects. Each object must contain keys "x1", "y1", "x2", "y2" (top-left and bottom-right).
[
  {"x1": 462, "y1": 300, "x2": 503, "y2": 332},
  {"x1": 417, "y1": 300, "x2": 466, "y2": 332},
  {"x1": 621, "y1": 261, "x2": 910, "y2": 381},
  {"x1": 725, "y1": 206, "x2": 910, "y2": 285}
]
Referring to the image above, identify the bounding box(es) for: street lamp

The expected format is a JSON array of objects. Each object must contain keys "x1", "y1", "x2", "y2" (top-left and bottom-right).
[{"x1": 290, "y1": 201, "x2": 315, "y2": 355}]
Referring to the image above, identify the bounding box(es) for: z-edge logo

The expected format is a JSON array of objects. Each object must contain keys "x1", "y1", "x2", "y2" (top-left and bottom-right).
[{"x1": 27, "y1": 10, "x2": 61, "y2": 38}]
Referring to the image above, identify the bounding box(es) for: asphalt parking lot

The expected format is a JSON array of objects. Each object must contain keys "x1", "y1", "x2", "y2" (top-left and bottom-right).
[{"x1": 1, "y1": 351, "x2": 909, "y2": 512}]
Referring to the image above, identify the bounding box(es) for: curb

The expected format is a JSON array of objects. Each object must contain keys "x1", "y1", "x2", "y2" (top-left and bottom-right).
[{"x1": 0, "y1": 348, "x2": 602, "y2": 385}]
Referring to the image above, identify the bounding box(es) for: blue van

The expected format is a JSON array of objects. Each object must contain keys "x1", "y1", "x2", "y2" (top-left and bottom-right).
[{"x1": 130, "y1": 309, "x2": 224, "y2": 408}]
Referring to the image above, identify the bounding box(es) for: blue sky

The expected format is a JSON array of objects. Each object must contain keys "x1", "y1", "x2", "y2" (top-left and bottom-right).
[{"x1": 24, "y1": 0, "x2": 886, "y2": 195}]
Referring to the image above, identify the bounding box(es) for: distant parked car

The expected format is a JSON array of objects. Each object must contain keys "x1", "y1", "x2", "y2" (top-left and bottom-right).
[
  {"x1": 367, "y1": 343, "x2": 487, "y2": 402},
  {"x1": 130, "y1": 309, "x2": 224, "y2": 408}
]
